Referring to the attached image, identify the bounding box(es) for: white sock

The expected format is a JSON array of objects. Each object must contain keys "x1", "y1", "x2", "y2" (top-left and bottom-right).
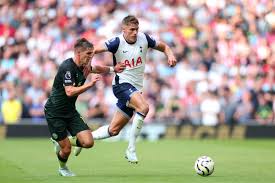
[
  {"x1": 92, "y1": 125, "x2": 111, "y2": 140},
  {"x1": 128, "y1": 112, "x2": 145, "y2": 151}
]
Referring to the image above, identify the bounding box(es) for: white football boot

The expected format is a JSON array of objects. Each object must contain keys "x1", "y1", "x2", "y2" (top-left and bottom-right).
[
  {"x1": 74, "y1": 147, "x2": 82, "y2": 156},
  {"x1": 58, "y1": 166, "x2": 76, "y2": 177},
  {"x1": 125, "y1": 148, "x2": 138, "y2": 164}
]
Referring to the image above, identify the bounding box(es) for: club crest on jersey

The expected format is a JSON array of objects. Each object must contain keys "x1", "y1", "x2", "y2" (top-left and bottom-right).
[
  {"x1": 124, "y1": 56, "x2": 142, "y2": 68},
  {"x1": 140, "y1": 46, "x2": 142, "y2": 52},
  {"x1": 65, "y1": 71, "x2": 71, "y2": 79}
]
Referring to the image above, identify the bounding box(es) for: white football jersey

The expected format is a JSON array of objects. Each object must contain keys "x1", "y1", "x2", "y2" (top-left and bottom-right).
[{"x1": 105, "y1": 32, "x2": 156, "y2": 90}]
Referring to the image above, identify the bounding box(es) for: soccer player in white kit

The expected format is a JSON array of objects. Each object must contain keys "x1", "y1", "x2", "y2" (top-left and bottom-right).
[{"x1": 75, "y1": 15, "x2": 177, "y2": 163}]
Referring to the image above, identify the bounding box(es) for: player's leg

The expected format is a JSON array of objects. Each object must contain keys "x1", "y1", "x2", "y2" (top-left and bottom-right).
[
  {"x1": 74, "y1": 98, "x2": 133, "y2": 156},
  {"x1": 68, "y1": 113, "x2": 94, "y2": 156},
  {"x1": 46, "y1": 117, "x2": 75, "y2": 176},
  {"x1": 76, "y1": 130, "x2": 94, "y2": 147},
  {"x1": 91, "y1": 110, "x2": 130, "y2": 139},
  {"x1": 91, "y1": 83, "x2": 133, "y2": 140},
  {"x1": 87, "y1": 82, "x2": 134, "y2": 140},
  {"x1": 111, "y1": 83, "x2": 147, "y2": 163},
  {"x1": 126, "y1": 92, "x2": 149, "y2": 163},
  {"x1": 68, "y1": 114, "x2": 94, "y2": 148},
  {"x1": 53, "y1": 138, "x2": 76, "y2": 176},
  {"x1": 74, "y1": 83, "x2": 135, "y2": 156},
  {"x1": 74, "y1": 110, "x2": 130, "y2": 156},
  {"x1": 72, "y1": 129, "x2": 94, "y2": 156},
  {"x1": 69, "y1": 130, "x2": 93, "y2": 149},
  {"x1": 108, "y1": 110, "x2": 131, "y2": 135}
]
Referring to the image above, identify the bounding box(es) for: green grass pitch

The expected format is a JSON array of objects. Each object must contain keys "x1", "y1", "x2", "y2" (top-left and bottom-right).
[{"x1": 0, "y1": 138, "x2": 274, "y2": 183}]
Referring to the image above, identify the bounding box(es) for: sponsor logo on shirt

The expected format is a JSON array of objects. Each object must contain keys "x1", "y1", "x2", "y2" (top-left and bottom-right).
[
  {"x1": 124, "y1": 57, "x2": 143, "y2": 68},
  {"x1": 64, "y1": 80, "x2": 72, "y2": 83}
]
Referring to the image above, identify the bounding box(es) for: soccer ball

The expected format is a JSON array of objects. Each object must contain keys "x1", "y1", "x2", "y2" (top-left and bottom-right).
[{"x1": 194, "y1": 156, "x2": 214, "y2": 176}]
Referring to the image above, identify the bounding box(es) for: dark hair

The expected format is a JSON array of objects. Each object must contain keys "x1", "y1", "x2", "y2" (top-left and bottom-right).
[
  {"x1": 122, "y1": 15, "x2": 139, "y2": 26},
  {"x1": 74, "y1": 38, "x2": 93, "y2": 51}
]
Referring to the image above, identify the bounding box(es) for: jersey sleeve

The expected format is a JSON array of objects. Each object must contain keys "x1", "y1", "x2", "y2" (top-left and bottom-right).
[
  {"x1": 144, "y1": 33, "x2": 156, "y2": 48},
  {"x1": 105, "y1": 37, "x2": 120, "y2": 54},
  {"x1": 62, "y1": 66, "x2": 76, "y2": 86}
]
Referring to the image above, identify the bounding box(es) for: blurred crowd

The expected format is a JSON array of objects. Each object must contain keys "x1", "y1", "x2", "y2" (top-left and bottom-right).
[{"x1": 0, "y1": 0, "x2": 274, "y2": 125}]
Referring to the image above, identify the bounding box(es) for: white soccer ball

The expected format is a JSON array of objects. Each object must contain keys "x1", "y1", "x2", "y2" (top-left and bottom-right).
[{"x1": 194, "y1": 156, "x2": 215, "y2": 176}]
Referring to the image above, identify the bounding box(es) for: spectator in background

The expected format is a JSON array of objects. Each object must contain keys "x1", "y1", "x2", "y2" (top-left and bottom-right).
[
  {"x1": 200, "y1": 90, "x2": 221, "y2": 126},
  {"x1": 1, "y1": 89, "x2": 22, "y2": 124},
  {"x1": 234, "y1": 90, "x2": 254, "y2": 124},
  {"x1": 180, "y1": 81, "x2": 201, "y2": 125},
  {"x1": 29, "y1": 93, "x2": 47, "y2": 124},
  {"x1": 0, "y1": 82, "x2": 3, "y2": 124},
  {"x1": 0, "y1": 0, "x2": 274, "y2": 126},
  {"x1": 272, "y1": 91, "x2": 275, "y2": 123},
  {"x1": 21, "y1": 95, "x2": 32, "y2": 119},
  {"x1": 255, "y1": 91, "x2": 273, "y2": 124},
  {"x1": 26, "y1": 79, "x2": 44, "y2": 105},
  {"x1": 218, "y1": 86, "x2": 238, "y2": 125},
  {"x1": 86, "y1": 88, "x2": 108, "y2": 119}
]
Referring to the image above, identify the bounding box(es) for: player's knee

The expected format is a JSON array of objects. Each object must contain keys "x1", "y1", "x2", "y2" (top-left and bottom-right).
[
  {"x1": 138, "y1": 103, "x2": 149, "y2": 115},
  {"x1": 108, "y1": 127, "x2": 120, "y2": 136},
  {"x1": 82, "y1": 140, "x2": 94, "y2": 148}
]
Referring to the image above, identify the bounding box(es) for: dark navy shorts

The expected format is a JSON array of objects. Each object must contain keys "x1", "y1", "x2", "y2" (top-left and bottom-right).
[{"x1": 112, "y1": 83, "x2": 138, "y2": 118}]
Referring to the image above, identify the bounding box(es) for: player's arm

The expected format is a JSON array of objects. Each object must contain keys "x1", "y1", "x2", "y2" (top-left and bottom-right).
[
  {"x1": 62, "y1": 67, "x2": 101, "y2": 97},
  {"x1": 154, "y1": 41, "x2": 177, "y2": 67},
  {"x1": 64, "y1": 75, "x2": 101, "y2": 97},
  {"x1": 64, "y1": 84, "x2": 90, "y2": 98},
  {"x1": 91, "y1": 63, "x2": 126, "y2": 74},
  {"x1": 144, "y1": 33, "x2": 177, "y2": 67},
  {"x1": 84, "y1": 38, "x2": 119, "y2": 75},
  {"x1": 83, "y1": 43, "x2": 108, "y2": 76},
  {"x1": 94, "y1": 44, "x2": 108, "y2": 54},
  {"x1": 95, "y1": 37, "x2": 120, "y2": 54}
]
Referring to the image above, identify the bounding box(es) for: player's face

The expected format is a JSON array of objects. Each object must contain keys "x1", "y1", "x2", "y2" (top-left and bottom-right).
[
  {"x1": 79, "y1": 47, "x2": 94, "y2": 66},
  {"x1": 123, "y1": 23, "x2": 139, "y2": 43}
]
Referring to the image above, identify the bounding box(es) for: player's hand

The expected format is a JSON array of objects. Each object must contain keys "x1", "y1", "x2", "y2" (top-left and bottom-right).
[
  {"x1": 90, "y1": 74, "x2": 101, "y2": 86},
  {"x1": 168, "y1": 55, "x2": 177, "y2": 67},
  {"x1": 114, "y1": 63, "x2": 126, "y2": 73}
]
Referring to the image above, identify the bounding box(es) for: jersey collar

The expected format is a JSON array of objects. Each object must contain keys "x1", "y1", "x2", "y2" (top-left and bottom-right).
[{"x1": 123, "y1": 34, "x2": 137, "y2": 45}]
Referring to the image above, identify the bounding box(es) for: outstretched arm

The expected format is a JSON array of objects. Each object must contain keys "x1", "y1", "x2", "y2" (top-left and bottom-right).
[
  {"x1": 94, "y1": 44, "x2": 108, "y2": 54},
  {"x1": 154, "y1": 41, "x2": 177, "y2": 67},
  {"x1": 91, "y1": 62, "x2": 126, "y2": 74},
  {"x1": 83, "y1": 43, "x2": 109, "y2": 77}
]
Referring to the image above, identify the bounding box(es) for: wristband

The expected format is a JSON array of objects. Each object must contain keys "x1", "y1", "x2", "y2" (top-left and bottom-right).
[{"x1": 109, "y1": 66, "x2": 115, "y2": 73}]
